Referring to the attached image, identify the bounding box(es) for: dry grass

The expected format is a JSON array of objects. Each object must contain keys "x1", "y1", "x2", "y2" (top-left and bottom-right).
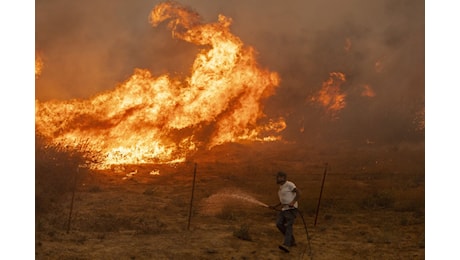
[
  {"x1": 233, "y1": 223, "x2": 253, "y2": 241},
  {"x1": 35, "y1": 141, "x2": 424, "y2": 259},
  {"x1": 35, "y1": 132, "x2": 102, "y2": 216}
]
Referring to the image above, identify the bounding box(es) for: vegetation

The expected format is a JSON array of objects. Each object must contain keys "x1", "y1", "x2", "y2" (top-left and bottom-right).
[
  {"x1": 35, "y1": 132, "x2": 101, "y2": 215},
  {"x1": 35, "y1": 143, "x2": 424, "y2": 259},
  {"x1": 361, "y1": 191, "x2": 396, "y2": 209},
  {"x1": 233, "y1": 223, "x2": 252, "y2": 241}
]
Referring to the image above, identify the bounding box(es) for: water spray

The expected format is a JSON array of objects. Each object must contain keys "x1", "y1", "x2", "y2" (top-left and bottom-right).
[
  {"x1": 201, "y1": 189, "x2": 312, "y2": 258},
  {"x1": 200, "y1": 189, "x2": 270, "y2": 217}
]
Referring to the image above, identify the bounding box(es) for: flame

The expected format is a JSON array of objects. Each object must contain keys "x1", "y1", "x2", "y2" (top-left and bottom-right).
[
  {"x1": 374, "y1": 57, "x2": 385, "y2": 73},
  {"x1": 311, "y1": 72, "x2": 346, "y2": 119},
  {"x1": 35, "y1": 52, "x2": 44, "y2": 78},
  {"x1": 35, "y1": 2, "x2": 284, "y2": 169},
  {"x1": 344, "y1": 37, "x2": 352, "y2": 52},
  {"x1": 361, "y1": 84, "x2": 376, "y2": 97}
]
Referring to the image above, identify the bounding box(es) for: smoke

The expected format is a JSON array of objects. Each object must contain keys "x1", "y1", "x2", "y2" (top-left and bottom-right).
[
  {"x1": 36, "y1": 0, "x2": 198, "y2": 100},
  {"x1": 36, "y1": 0, "x2": 424, "y2": 147}
]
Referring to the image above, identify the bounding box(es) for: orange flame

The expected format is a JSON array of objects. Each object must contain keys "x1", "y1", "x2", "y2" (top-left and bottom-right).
[
  {"x1": 344, "y1": 37, "x2": 352, "y2": 52},
  {"x1": 374, "y1": 57, "x2": 384, "y2": 73},
  {"x1": 35, "y1": 2, "x2": 284, "y2": 169},
  {"x1": 35, "y1": 52, "x2": 44, "y2": 79},
  {"x1": 311, "y1": 72, "x2": 346, "y2": 119},
  {"x1": 361, "y1": 84, "x2": 376, "y2": 97}
]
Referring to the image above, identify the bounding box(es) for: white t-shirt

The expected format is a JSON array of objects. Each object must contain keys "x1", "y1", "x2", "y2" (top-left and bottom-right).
[{"x1": 278, "y1": 181, "x2": 298, "y2": 211}]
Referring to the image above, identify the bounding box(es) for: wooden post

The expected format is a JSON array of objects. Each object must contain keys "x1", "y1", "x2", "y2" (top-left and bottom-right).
[
  {"x1": 187, "y1": 163, "x2": 197, "y2": 231},
  {"x1": 314, "y1": 163, "x2": 328, "y2": 226},
  {"x1": 66, "y1": 166, "x2": 79, "y2": 233}
]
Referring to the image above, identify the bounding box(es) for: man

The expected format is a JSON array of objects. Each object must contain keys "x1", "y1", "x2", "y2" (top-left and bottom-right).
[{"x1": 270, "y1": 171, "x2": 300, "y2": 253}]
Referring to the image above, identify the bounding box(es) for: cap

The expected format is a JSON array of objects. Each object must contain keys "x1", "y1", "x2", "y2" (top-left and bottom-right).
[{"x1": 276, "y1": 171, "x2": 287, "y2": 178}]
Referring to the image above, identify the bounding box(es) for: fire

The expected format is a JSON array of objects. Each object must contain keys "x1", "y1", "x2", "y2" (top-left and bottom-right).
[
  {"x1": 35, "y1": 52, "x2": 44, "y2": 78},
  {"x1": 35, "y1": 2, "x2": 284, "y2": 169},
  {"x1": 361, "y1": 84, "x2": 376, "y2": 97},
  {"x1": 344, "y1": 37, "x2": 352, "y2": 52},
  {"x1": 311, "y1": 72, "x2": 347, "y2": 119},
  {"x1": 374, "y1": 57, "x2": 384, "y2": 73}
]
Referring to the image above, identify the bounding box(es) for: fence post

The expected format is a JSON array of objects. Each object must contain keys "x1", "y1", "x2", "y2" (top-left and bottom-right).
[
  {"x1": 314, "y1": 163, "x2": 328, "y2": 226},
  {"x1": 187, "y1": 163, "x2": 197, "y2": 230},
  {"x1": 66, "y1": 166, "x2": 79, "y2": 233}
]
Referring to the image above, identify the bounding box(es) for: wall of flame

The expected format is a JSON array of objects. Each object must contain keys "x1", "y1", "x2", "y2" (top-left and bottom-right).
[{"x1": 35, "y1": 2, "x2": 285, "y2": 168}]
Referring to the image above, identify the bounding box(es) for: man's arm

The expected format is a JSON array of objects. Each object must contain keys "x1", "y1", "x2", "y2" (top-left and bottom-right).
[
  {"x1": 289, "y1": 187, "x2": 300, "y2": 207},
  {"x1": 270, "y1": 202, "x2": 281, "y2": 209}
]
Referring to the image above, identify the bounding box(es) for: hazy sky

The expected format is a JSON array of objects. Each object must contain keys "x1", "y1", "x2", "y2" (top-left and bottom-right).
[{"x1": 35, "y1": 0, "x2": 425, "y2": 145}]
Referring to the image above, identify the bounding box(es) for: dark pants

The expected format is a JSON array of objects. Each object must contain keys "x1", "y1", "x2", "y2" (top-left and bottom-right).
[{"x1": 276, "y1": 209, "x2": 297, "y2": 246}]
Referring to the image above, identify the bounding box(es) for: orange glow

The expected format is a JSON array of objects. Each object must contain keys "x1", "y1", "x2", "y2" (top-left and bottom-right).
[
  {"x1": 35, "y1": 52, "x2": 44, "y2": 78},
  {"x1": 311, "y1": 72, "x2": 346, "y2": 119},
  {"x1": 35, "y1": 2, "x2": 284, "y2": 169},
  {"x1": 344, "y1": 37, "x2": 352, "y2": 52},
  {"x1": 375, "y1": 58, "x2": 384, "y2": 73},
  {"x1": 361, "y1": 84, "x2": 376, "y2": 97}
]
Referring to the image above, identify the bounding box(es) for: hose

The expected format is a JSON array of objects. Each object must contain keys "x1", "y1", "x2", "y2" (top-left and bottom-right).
[
  {"x1": 297, "y1": 209, "x2": 313, "y2": 259},
  {"x1": 265, "y1": 205, "x2": 313, "y2": 259}
]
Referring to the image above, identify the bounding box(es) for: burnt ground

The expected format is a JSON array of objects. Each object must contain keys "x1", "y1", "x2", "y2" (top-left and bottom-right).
[{"x1": 35, "y1": 142, "x2": 424, "y2": 259}]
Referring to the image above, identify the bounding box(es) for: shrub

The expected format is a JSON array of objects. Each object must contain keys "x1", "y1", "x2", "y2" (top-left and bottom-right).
[
  {"x1": 360, "y1": 192, "x2": 395, "y2": 209},
  {"x1": 35, "y1": 132, "x2": 101, "y2": 214},
  {"x1": 88, "y1": 185, "x2": 102, "y2": 192},
  {"x1": 233, "y1": 223, "x2": 252, "y2": 241},
  {"x1": 90, "y1": 213, "x2": 135, "y2": 232}
]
